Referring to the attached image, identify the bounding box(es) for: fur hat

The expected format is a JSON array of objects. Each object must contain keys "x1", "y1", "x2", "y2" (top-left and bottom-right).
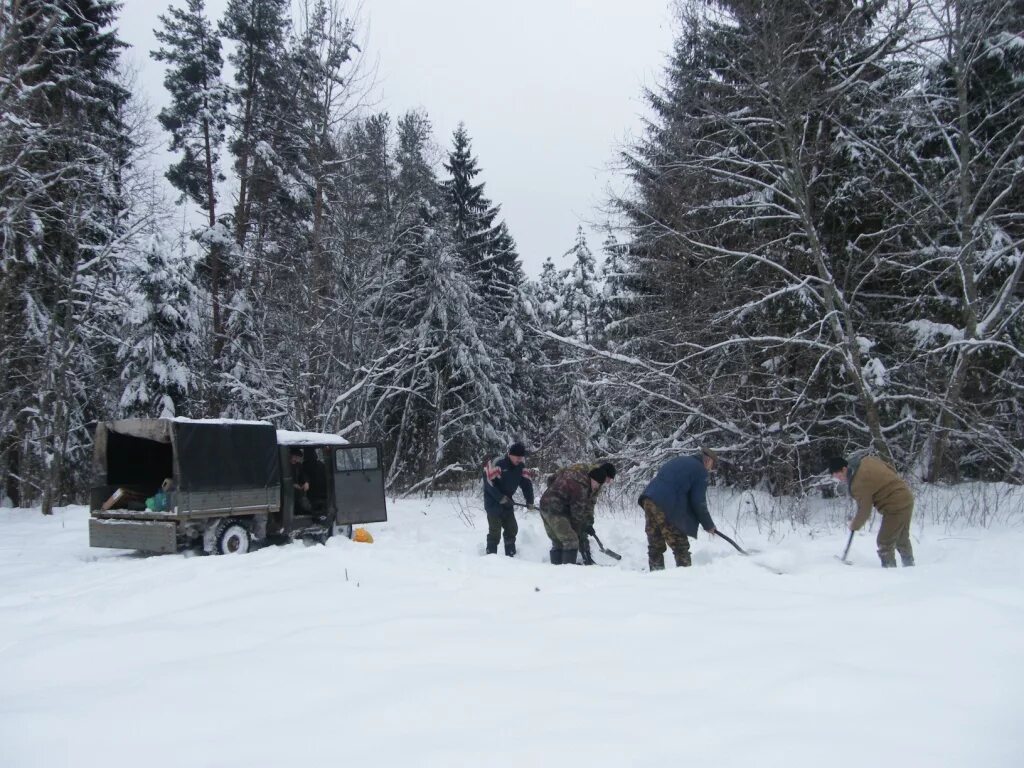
[
  {"x1": 588, "y1": 465, "x2": 608, "y2": 484},
  {"x1": 597, "y1": 462, "x2": 616, "y2": 480}
]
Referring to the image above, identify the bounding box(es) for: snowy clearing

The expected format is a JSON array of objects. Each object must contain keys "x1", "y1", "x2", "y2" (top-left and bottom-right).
[{"x1": 1, "y1": 490, "x2": 1022, "y2": 768}]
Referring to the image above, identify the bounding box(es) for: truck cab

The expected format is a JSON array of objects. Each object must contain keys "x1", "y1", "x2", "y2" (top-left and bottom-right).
[{"x1": 88, "y1": 418, "x2": 387, "y2": 555}]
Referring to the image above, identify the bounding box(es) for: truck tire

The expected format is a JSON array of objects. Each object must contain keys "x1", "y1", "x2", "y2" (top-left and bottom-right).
[{"x1": 213, "y1": 519, "x2": 251, "y2": 555}]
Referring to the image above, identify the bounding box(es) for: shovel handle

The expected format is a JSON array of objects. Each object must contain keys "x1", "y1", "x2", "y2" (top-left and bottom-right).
[
  {"x1": 840, "y1": 530, "x2": 854, "y2": 562},
  {"x1": 714, "y1": 530, "x2": 749, "y2": 556}
]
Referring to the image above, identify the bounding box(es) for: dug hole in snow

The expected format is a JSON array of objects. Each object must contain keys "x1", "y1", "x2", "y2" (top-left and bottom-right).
[{"x1": 0, "y1": 486, "x2": 1022, "y2": 768}]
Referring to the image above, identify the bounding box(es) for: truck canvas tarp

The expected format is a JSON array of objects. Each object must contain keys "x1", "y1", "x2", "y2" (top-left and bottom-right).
[{"x1": 92, "y1": 418, "x2": 280, "y2": 503}]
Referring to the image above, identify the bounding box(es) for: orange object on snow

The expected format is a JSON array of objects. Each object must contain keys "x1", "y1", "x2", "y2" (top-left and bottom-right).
[{"x1": 352, "y1": 527, "x2": 374, "y2": 544}]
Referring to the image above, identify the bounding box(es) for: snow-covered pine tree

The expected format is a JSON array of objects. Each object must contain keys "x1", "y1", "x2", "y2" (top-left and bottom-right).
[
  {"x1": 276, "y1": 0, "x2": 361, "y2": 429},
  {"x1": 321, "y1": 112, "x2": 401, "y2": 441},
  {"x1": 288, "y1": 0, "x2": 358, "y2": 294},
  {"x1": 441, "y1": 124, "x2": 529, "y2": 461},
  {"x1": 896, "y1": 0, "x2": 1024, "y2": 481},
  {"x1": 562, "y1": 226, "x2": 600, "y2": 346},
  {"x1": 595, "y1": 232, "x2": 630, "y2": 347},
  {"x1": 525, "y1": 254, "x2": 575, "y2": 463},
  {"x1": 379, "y1": 118, "x2": 511, "y2": 489},
  {"x1": 152, "y1": 0, "x2": 230, "y2": 365},
  {"x1": 220, "y1": 0, "x2": 291, "y2": 251},
  {"x1": 443, "y1": 125, "x2": 503, "y2": 294},
  {"x1": 0, "y1": 0, "x2": 133, "y2": 512},
  {"x1": 608, "y1": 0, "x2": 918, "y2": 486},
  {"x1": 217, "y1": 0, "x2": 295, "y2": 418},
  {"x1": 119, "y1": 233, "x2": 201, "y2": 418}
]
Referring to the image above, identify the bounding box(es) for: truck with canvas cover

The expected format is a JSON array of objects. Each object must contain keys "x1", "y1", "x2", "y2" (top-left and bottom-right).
[{"x1": 88, "y1": 418, "x2": 387, "y2": 555}]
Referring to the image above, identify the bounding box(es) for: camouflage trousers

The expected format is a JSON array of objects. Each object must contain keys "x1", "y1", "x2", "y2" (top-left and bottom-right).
[
  {"x1": 540, "y1": 507, "x2": 579, "y2": 550},
  {"x1": 643, "y1": 498, "x2": 691, "y2": 569},
  {"x1": 877, "y1": 506, "x2": 914, "y2": 567},
  {"x1": 486, "y1": 507, "x2": 518, "y2": 554}
]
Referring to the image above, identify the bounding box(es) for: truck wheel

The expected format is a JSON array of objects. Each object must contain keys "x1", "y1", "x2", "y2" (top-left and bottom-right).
[{"x1": 213, "y1": 519, "x2": 251, "y2": 555}]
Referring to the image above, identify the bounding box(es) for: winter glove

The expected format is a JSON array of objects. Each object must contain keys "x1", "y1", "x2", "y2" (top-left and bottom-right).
[{"x1": 499, "y1": 495, "x2": 513, "y2": 507}]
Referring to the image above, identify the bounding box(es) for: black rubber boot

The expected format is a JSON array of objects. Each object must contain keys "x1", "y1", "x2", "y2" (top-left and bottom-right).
[
  {"x1": 485, "y1": 542, "x2": 498, "y2": 555},
  {"x1": 505, "y1": 541, "x2": 516, "y2": 557},
  {"x1": 901, "y1": 555, "x2": 915, "y2": 567},
  {"x1": 549, "y1": 549, "x2": 560, "y2": 564},
  {"x1": 561, "y1": 548, "x2": 578, "y2": 565}
]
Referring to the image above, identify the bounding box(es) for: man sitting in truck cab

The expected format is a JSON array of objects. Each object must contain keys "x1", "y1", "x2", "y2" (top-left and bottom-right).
[
  {"x1": 304, "y1": 447, "x2": 329, "y2": 522},
  {"x1": 289, "y1": 447, "x2": 312, "y2": 514}
]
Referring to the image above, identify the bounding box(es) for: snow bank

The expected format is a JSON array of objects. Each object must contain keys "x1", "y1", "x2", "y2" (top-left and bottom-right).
[{"x1": 0, "y1": 489, "x2": 1021, "y2": 767}]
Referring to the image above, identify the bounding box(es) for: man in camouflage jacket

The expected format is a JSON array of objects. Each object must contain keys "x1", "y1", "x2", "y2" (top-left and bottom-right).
[
  {"x1": 828, "y1": 454, "x2": 915, "y2": 567},
  {"x1": 539, "y1": 463, "x2": 613, "y2": 564},
  {"x1": 555, "y1": 461, "x2": 616, "y2": 564}
]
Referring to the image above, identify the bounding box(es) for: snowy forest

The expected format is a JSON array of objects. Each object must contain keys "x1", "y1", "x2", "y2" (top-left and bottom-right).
[{"x1": 1, "y1": 0, "x2": 1022, "y2": 512}]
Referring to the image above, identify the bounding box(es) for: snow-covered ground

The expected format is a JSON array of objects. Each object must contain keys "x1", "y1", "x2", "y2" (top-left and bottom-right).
[{"x1": 1, "y1": 488, "x2": 1022, "y2": 768}]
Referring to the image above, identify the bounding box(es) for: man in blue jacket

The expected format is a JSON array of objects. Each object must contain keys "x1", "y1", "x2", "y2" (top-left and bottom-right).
[
  {"x1": 638, "y1": 447, "x2": 718, "y2": 570},
  {"x1": 483, "y1": 442, "x2": 535, "y2": 556}
]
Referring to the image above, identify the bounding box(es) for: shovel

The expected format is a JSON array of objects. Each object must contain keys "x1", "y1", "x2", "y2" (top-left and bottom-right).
[
  {"x1": 714, "y1": 531, "x2": 783, "y2": 574},
  {"x1": 587, "y1": 529, "x2": 622, "y2": 560},
  {"x1": 714, "y1": 530, "x2": 761, "y2": 555},
  {"x1": 835, "y1": 530, "x2": 854, "y2": 565},
  {"x1": 514, "y1": 502, "x2": 623, "y2": 561}
]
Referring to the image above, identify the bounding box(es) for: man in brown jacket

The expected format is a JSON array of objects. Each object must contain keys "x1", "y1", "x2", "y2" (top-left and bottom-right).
[{"x1": 828, "y1": 454, "x2": 915, "y2": 567}]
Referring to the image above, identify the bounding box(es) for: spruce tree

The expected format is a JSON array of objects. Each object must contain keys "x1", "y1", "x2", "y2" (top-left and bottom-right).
[
  {"x1": 119, "y1": 233, "x2": 201, "y2": 418},
  {"x1": 220, "y1": 0, "x2": 291, "y2": 250},
  {"x1": 443, "y1": 124, "x2": 502, "y2": 275},
  {"x1": 0, "y1": 0, "x2": 133, "y2": 511},
  {"x1": 152, "y1": 0, "x2": 229, "y2": 357},
  {"x1": 382, "y1": 116, "x2": 513, "y2": 486},
  {"x1": 562, "y1": 226, "x2": 600, "y2": 345}
]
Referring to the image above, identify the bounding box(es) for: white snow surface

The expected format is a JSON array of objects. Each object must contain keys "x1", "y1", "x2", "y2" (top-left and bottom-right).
[
  {"x1": 1, "y1": 490, "x2": 1022, "y2": 768},
  {"x1": 276, "y1": 429, "x2": 350, "y2": 446}
]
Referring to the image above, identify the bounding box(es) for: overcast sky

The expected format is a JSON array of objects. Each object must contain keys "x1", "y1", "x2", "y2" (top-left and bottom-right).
[{"x1": 117, "y1": 0, "x2": 676, "y2": 276}]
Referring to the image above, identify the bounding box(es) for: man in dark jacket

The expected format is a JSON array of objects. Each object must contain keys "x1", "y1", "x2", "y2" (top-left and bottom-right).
[
  {"x1": 304, "y1": 447, "x2": 329, "y2": 523},
  {"x1": 539, "y1": 463, "x2": 614, "y2": 564},
  {"x1": 482, "y1": 442, "x2": 535, "y2": 556},
  {"x1": 289, "y1": 447, "x2": 312, "y2": 514},
  {"x1": 639, "y1": 447, "x2": 718, "y2": 570}
]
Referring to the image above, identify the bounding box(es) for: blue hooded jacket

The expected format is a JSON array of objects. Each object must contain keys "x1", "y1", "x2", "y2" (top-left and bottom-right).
[{"x1": 639, "y1": 454, "x2": 715, "y2": 537}]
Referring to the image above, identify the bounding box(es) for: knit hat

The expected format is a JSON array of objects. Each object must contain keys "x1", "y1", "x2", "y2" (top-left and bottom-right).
[
  {"x1": 508, "y1": 442, "x2": 528, "y2": 457},
  {"x1": 598, "y1": 462, "x2": 616, "y2": 480},
  {"x1": 588, "y1": 465, "x2": 608, "y2": 484},
  {"x1": 825, "y1": 455, "x2": 848, "y2": 473}
]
